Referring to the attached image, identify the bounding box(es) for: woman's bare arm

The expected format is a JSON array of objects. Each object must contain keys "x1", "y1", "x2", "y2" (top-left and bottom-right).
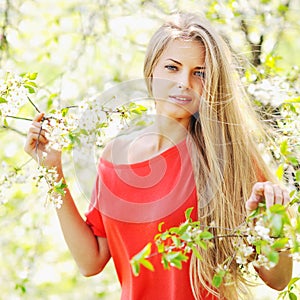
[
  {"x1": 24, "y1": 113, "x2": 111, "y2": 276},
  {"x1": 255, "y1": 251, "x2": 292, "y2": 291}
]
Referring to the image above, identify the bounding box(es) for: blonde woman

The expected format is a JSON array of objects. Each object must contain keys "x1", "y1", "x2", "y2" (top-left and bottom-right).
[{"x1": 25, "y1": 12, "x2": 292, "y2": 300}]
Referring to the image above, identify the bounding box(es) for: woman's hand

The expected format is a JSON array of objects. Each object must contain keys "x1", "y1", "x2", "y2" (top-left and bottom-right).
[
  {"x1": 246, "y1": 182, "x2": 293, "y2": 290},
  {"x1": 246, "y1": 181, "x2": 290, "y2": 213},
  {"x1": 24, "y1": 112, "x2": 62, "y2": 169}
]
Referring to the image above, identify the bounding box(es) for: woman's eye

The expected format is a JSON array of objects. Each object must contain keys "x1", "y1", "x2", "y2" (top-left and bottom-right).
[
  {"x1": 165, "y1": 65, "x2": 178, "y2": 71},
  {"x1": 194, "y1": 71, "x2": 205, "y2": 78}
]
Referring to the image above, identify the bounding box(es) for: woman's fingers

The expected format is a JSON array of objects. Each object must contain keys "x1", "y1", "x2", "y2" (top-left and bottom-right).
[
  {"x1": 27, "y1": 124, "x2": 48, "y2": 145},
  {"x1": 28, "y1": 124, "x2": 47, "y2": 139},
  {"x1": 246, "y1": 182, "x2": 264, "y2": 212},
  {"x1": 246, "y1": 181, "x2": 290, "y2": 213},
  {"x1": 263, "y1": 182, "x2": 275, "y2": 208},
  {"x1": 24, "y1": 113, "x2": 62, "y2": 169},
  {"x1": 273, "y1": 184, "x2": 283, "y2": 205},
  {"x1": 24, "y1": 113, "x2": 48, "y2": 155},
  {"x1": 28, "y1": 131, "x2": 48, "y2": 145},
  {"x1": 33, "y1": 112, "x2": 44, "y2": 122}
]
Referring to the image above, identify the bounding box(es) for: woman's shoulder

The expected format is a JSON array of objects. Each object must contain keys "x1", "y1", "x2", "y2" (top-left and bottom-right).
[
  {"x1": 101, "y1": 136, "x2": 128, "y2": 164},
  {"x1": 101, "y1": 128, "x2": 148, "y2": 165},
  {"x1": 101, "y1": 126, "x2": 187, "y2": 166}
]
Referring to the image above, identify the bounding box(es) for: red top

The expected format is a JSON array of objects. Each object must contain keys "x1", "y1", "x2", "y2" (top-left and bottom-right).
[{"x1": 85, "y1": 139, "x2": 216, "y2": 300}]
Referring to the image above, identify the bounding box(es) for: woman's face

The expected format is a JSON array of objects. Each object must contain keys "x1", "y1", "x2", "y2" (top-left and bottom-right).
[{"x1": 152, "y1": 39, "x2": 205, "y2": 125}]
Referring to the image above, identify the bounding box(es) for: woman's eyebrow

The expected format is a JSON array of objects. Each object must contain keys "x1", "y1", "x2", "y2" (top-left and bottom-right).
[
  {"x1": 166, "y1": 58, "x2": 205, "y2": 69},
  {"x1": 166, "y1": 58, "x2": 182, "y2": 65}
]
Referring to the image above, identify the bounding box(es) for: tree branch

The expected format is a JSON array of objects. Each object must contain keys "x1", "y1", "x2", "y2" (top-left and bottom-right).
[
  {"x1": 240, "y1": 19, "x2": 264, "y2": 67},
  {"x1": 1, "y1": 125, "x2": 26, "y2": 136}
]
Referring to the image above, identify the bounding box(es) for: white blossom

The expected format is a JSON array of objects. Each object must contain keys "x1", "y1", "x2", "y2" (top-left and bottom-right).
[
  {"x1": 235, "y1": 243, "x2": 254, "y2": 266},
  {"x1": 253, "y1": 254, "x2": 276, "y2": 270},
  {"x1": 247, "y1": 76, "x2": 298, "y2": 107},
  {"x1": 0, "y1": 72, "x2": 31, "y2": 122},
  {"x1": 51, "y1": 194, "x2": 63, "y2": 209},
  {"x1": 254, "y1": 219, "x2": 273, "y2": 242}
]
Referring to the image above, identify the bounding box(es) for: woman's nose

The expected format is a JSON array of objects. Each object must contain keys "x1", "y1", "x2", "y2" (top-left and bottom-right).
[{"x1": 177, "y1": 72, "x2": 191, "y2": 89}]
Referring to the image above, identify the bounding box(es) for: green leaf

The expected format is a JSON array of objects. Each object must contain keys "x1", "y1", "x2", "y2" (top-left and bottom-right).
[
  {"x1": 55, "y1": 178, "x2": 67, "y2": 189},
  {"x1": 171, "y1": 236, "x2": 181, "y2": 248},
  {"x1": 79, "y1": 129, "x2": 89, "y2": 136},
  {"x1": 24, "y1": 84, "x2": 35, "y2": 93},
  {"x1": 180, "y1": 232, "x2": 192, "y2": 241},
  {"x1": 158, "y1": 222, "x2": 164, "y2": 232},
  {"x1": 269, "y1": 204, "x2": 286, "y2": 214},
  {"x1": 140, "y1": 259, "x2": 154, "y2": 272},
  {"x1": 166, "y1": 252, "x2": 188, "y2": 269},
  {"x1": 27, "y1": 72, "x2": 38, "y2": 80},
  {"x1": 185, "y1": 207, "x2": 193, "y2": 221},
  {"x1": 278, "y1": 4, "x2": 288, "y2": 13},
  {"x1": 254, "y1": 242, "x2": 261, "y2": 254},
  {"x1": 212, "y1": 274, "x2": 223, "y2": 288},
  {"x1": 157, "y1": 242, "x2": 164, "y2": 253},
  {"x1": 190, "y1": 245, "x2": 203, "y2": 261},
  {"x1": 161, "y1": 255, "x2": 170, "y2": 269},
  {"x1": 267, "y1": 250, "x2": 279, "y2": 264},
  {"x1": 54, "y1": 179, "x2": 68, "y2": 195},
  {"x1": 199, "y1": 231, "x2": 214, "y2": 240},
  {"x1": 196, "y1": 240, "x2": 208, "y2": 250},
  {"x1": 0, "y1": 97, "x2": 7, "y2": 103},
  {"x1": 129, "y1": 103, "x2": 147, "y2": 115},
  {"x1": 287, "y1": 156, "x2": 299, "y2": 166},
  {"x1": 295, "y1": 170, "x2": 300, "y2": 183},
  {"x1": 247, "y1": 207, "x2": 260, "y2": 219},
  {"x1": 169, "y1": 226, "x2": 180, "y2": 235},
  {"x1": 284, "y1": 96, "x2": 300, "y2": 104},
  {"x1": 270, "y1": 214, "x2": 283, "y2": 237},
  {"x1": 68, "y1": 132, "x2": 81, "y2": 145},
  {"x1": 131, "y1": 261, "x2": 140, "y2": 276},
  {"x1": 24, "y1": 81, "x2": 37, "y2": 88},
  {"x1": 97, "y1": 122, "x2": 108, "y2": 128},
  {"x1": 276, "y1": 164, "x2": 284, "y2": 180},
  {"x1": 287, "y1": 277, "x2": 300, "y2": 290},
  {"x1": 177, "y1": 223, "x2": 189, "y2": 235},
  {"x1": 272, "y1": 238, "x2": 288, "y2": 250},
  {"x1": 160, "y1": 231, "x2": 171, "y2": 241},
  {"x1": 171, "y1": 259, "x2": 183, "y2": 269},
  {"x1": 131, "y1": 243, "x2": 152, "y2": 262},
  {"x1": 288, "y1": 292, "x2": 297, "y2": 300},
  {"x1": 61, "y1": 107, "x2": 69, "y2": 117},
  {"x1": 280, "y1": 140, "x2": 288, "y2": 156}
]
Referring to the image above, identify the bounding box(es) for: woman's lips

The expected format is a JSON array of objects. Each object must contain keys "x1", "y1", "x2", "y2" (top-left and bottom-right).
[{"x1": 169, "y1": 95, "x2": 193, "y2": 105}]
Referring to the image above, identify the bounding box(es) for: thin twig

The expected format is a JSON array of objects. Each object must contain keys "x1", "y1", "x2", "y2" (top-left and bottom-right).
[
  {"x1": 35, "y1": 118, "x2": 45, "y2": 166},
  {"x1": 64, "y1": 105, "x2": 78, "y2": 109},
  {"x1": 27, "y1": 96, "x2": 41, "y2": 113},
  {"x1": 212, "y1": 234, "x2": 248, "y2": 240},
  {"x1": 1, "y1": 125, "x2": 27, "y2": 136},
  {"x1": 17, "y1": 158, "x2": 34, "y2": 169},
  {"x1": 6, "y1": 115, "x2": 33, "y2": 121}
]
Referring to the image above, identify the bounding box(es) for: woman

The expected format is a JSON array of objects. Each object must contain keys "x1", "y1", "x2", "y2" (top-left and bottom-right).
[{"x1": 24, "y1": 12, "x2": 292, "y2": 300}]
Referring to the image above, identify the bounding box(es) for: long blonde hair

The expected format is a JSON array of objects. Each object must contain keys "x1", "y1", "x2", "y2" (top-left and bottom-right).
[{"x1": 144, "y1": 12, "x2": 276, "y2": 299}]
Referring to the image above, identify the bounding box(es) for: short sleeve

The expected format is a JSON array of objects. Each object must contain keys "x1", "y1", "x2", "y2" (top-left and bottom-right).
[{"x1": 85, "y1": 172, "x2": 107, "y2": 237}]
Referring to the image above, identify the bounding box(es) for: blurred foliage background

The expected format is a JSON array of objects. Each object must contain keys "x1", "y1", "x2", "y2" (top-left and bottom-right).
[{"x1": 0, "y1": 0, "x2": 299, "y2": 299}]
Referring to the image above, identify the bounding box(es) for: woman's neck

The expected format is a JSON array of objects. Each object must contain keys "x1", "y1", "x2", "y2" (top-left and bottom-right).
[{"x1": 152, "y1": 116, "x2": 189, "y2": 151}]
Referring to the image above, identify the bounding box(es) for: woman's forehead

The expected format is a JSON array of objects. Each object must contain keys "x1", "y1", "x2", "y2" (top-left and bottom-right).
[{"x1": 159, "y1": 39, "x2": 205, "y2": 64}]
